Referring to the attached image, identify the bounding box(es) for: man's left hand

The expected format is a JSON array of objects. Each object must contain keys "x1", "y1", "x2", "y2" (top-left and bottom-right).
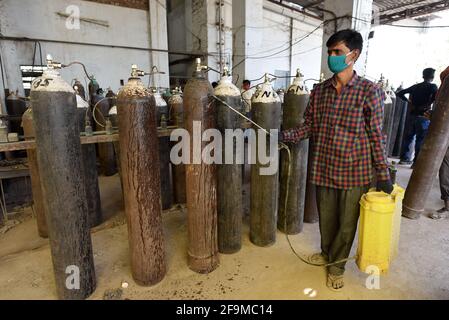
[{"x1": 377, "y1": 179, "x2": 394, "y2": 194}]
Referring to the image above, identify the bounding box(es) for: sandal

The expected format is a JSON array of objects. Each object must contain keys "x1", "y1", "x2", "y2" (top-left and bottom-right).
[{"x1": 327, "y1": 273, "x2": 344, "y2": 292}]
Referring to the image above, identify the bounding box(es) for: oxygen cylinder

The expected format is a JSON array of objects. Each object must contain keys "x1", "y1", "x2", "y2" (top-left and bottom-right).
[
  {"x1": 154, "y1": 88, "x2": 173, "y2": 210},
  {"x1": 6, "y1": 91, "x2": 27, "y2": 135},
  {"x1": 250, "y1": 75, "x2": 281, "y2": 247},
  {"x1": 304, "y1": 74, "x2": 325, "y2": 224},
  {"x1": 387, "y1": 86, "x2": 398, "y2": 156},
  {"x1": 168, "y1": 88, "x2": 186, "y2": 204},
  {"x1": 30, "y1": 56, "x2": 95, "y2": 299},
  {"x1": 402, "y1": 76, "x2": 449, "y2": 219},
  {"x1": 108, "y1": 106, "x2": 121, "y2": 176},
  {"x1": 184, "y1": 58, "x2": 219, "y2": 273},
  {"x1": 214, "y1": 70, "x2": 244, "y2": 254},
  {"x1": 73, "y1": 79, "x2": 86, "y2": 100},
  {"x1": 96, "y1": 88, "x2": 117, "y2": 176},
  {"x1": 117, "y1": 65, "x2": 166, "y2": 285},
  {"x1": 88, "y1": 76, "x2": 99, "y2": 104},
  {"x1": 76, "y1": 97, "x2": 103, "y2": 228},
  {"x1": 379, "y1": 77, "x2": 395, "y2": 151},
  {"x1": 278, "y1": 69, "x2": 309, "y2": 234},
  {"x1": 21, "y1": 108, "x2": 47, "y2": 238},
  {"x1": 392, "y1": 88, "x2": 408, "y2": 158}
]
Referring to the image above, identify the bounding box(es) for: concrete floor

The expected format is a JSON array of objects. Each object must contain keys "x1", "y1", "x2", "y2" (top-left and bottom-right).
[{"x1": 0, "y1": 163, "x2": 448, "y2": 300}]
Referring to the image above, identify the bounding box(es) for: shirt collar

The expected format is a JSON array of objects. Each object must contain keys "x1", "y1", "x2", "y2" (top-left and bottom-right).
[{"x1": 325, "y1": 71, "x2": 359, "y2": 88}]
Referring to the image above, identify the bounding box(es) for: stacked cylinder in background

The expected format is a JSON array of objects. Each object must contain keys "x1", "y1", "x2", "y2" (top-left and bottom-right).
[
  {"x1": 155, "y1": 89, "x2": 173, "y2": 210},
  {"x1": 168, "y1": 88, "x2": 187, "y2": 204}
]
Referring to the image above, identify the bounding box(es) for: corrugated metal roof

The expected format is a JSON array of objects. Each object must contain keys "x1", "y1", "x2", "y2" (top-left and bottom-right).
[{"x1": 281, "y1": 0, "x2": 449, "y2": 23}]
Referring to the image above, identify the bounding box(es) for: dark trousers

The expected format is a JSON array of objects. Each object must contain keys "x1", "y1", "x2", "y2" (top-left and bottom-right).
[
  {"x1": 400, "y1": 114, "x2": 430, "y2": 162},
  {"x1": 439, "y1": 146, "x2": 449, "y2": 201},
  {"x1": 316, "y1": 185, "x2": 369, "y2": 276}
]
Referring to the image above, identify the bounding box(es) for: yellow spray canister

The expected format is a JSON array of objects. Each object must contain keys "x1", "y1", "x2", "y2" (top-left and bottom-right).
[{"x1": 356, "y1": 185, "x2": 405, "y2": 274}]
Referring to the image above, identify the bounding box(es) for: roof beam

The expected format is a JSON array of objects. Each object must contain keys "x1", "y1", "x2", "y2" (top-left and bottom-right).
[{"x1": 379, "y1": 0, "x2": 449, "y2": 24}]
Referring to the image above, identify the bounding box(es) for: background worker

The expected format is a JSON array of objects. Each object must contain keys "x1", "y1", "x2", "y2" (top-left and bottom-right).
[
  {"x1": 241, "y1": 80, "x2": 253, "y2": 117},
  {"x1": 280, "y1": 29, "x2": 393, "y2": 291},
  {"x1": 397, "y1": 68, "x2": 438, "y2": 166}
]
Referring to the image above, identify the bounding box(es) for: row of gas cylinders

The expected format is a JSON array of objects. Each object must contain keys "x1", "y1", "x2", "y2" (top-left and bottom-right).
[{"x1": 26, "y1": 56, "x2": 320, "y2": 299}]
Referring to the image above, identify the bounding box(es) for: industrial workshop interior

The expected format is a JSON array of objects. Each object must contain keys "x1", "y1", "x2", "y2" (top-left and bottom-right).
[{"x1": 0, "y1": 0, "x2": 449, "y2": 304}]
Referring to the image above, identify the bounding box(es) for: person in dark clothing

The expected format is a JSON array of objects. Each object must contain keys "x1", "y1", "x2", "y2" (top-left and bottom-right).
[{"x1": 397, "y1": 68, "x2": 438, "y2": 165}]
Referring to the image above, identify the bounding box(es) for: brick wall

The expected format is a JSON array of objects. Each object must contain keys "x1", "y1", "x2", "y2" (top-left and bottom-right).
[{"x1": 83, "y1": 0, "x2": 149, "y2": 10}]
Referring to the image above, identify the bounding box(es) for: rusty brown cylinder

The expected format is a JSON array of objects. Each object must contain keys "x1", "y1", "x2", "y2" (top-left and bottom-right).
[
  {"x1": 402, "y1": 76, "x2": 449, "y2": 219},
  {"x1": 214, "y1": 75, "x2": 244, "y2": 254},
  {"x1": 168, "y1": 90, "x2": 187, "y2": 204},
  {"x1": 250, "y1": 79, "x2": 282, "y2": 247},
  {"x1": 183, "y1": 65, "x2": 219, "y2": 273},
  {"x1": 278, "y1": 74, "x2": 309, "y2": 235},
  {"x1": 304, "y1": 141, "x2": 319, "y2": 223},
  {"x1": 117, "y1": 76, "x2": 166, "y2": 285},
  {"x1": 21, "y1": 108, "x2": 48, "y2": 238},
  {"x1": 30, "y1": 68, "x2": 95, "y2": 300}
]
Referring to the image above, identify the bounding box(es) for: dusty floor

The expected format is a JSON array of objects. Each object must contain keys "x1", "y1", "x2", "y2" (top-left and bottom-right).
[{"x1": 0, "y1": 163, "x2": 448, "y2": 300}]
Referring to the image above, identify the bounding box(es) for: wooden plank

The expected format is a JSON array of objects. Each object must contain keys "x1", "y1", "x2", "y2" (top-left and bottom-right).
[{"x1": 0, "y1": 127, "x2": 178, "y2": 152}]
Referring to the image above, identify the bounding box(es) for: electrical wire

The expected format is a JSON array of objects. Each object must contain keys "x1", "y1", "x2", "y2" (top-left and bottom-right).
[{"x1": 232, "y1": 21, "x2": 324, "y2": 71}]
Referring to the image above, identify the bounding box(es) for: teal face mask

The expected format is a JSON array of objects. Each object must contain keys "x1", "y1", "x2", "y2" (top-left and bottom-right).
[{"x1": 328, "y1": 51, "x2": 353, "y2": 74}]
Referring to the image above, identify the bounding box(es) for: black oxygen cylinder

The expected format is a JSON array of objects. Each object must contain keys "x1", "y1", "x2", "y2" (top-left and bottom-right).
[
  {"x1": 278, "y1": 70, "x2": 309, "y2": 235},
  {"x1": 392, "y1": 96, "x2": 408, "y2": 158},
  {"x1": 6, "y1": 91, "x2": 27, "y2": 135},
  {"x1": 30, "y1": 61, "x2": 95, "y2": 299},
  {"x1": 76, "y1": 97, "x2": 103, "y2": 228},
  {"x1": 214, "y1": 73, "x2": 244, "y2": 254},
  {"x1": 154, "y1": 89, "x2": 173, "y2": 210},
  {"x1": 250, "y1": 76, "x2": 282, "y2": 247},
  {"x1": 73, "y1": 79, "x2": 86, "y2": 100}
]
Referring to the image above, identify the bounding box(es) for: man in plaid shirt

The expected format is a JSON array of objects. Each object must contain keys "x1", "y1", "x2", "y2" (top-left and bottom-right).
[{"x1": 280, "y1": 29, "x2": 393, "y2": 291}]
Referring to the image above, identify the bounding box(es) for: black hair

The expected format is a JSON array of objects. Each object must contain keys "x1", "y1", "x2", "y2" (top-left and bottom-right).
[
  {"x1": 423, "y1": 68, "x2": 435, "y2": 80},
  {"x1": 242, "y1": 80, "x2": 251, "y2": 86},
  {"x1": 326, "y1": 29, "x2": 363, "y2": 53},
  {"x1": 212, "y1": 81, "x2": 218, "y2": 88}
]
